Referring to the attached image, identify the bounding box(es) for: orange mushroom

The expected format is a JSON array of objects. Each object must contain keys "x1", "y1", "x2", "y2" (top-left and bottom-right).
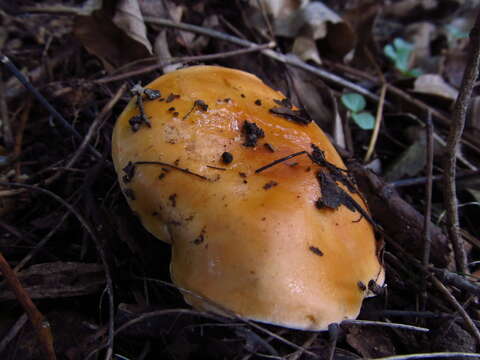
[{"x1": 112, "y1": 65, "x2": 384, "y2": 330}]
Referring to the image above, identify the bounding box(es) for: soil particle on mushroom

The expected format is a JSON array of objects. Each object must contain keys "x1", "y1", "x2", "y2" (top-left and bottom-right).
[
  {"x1": 263, "y1": 181, "x2": 278, "y2": 190},
  {"x1": 221, "y1": 152, "x2": 233, "y2": 164},
  {"x1": 309, "y1": 246, "x2": 324, "y2": 256},
  {"x1": 122, "y1": 161, "x2": 135, "y2": 183},
  {"x1": 242, "y1": 121, "x2": 265, "y2": 147},
  {"x1": 264, "y1": 143, "x2": 275, "y2": 152},
  {"x1": 143, "y1": 88, "x2": 161, "y2": 100},
  {"x1": 166, "y1": 93, "x2": 180, "y2": 103}
]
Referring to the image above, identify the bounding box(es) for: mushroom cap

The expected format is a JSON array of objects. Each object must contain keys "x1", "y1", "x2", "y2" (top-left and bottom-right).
[{"x1": 112, "y1": 65, "x2": 384, "y2": 330}]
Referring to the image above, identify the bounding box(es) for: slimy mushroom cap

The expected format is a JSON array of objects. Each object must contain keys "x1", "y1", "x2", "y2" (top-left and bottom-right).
[{"x1": 112, "y1": 65, "x2": 384, "y2": 330}]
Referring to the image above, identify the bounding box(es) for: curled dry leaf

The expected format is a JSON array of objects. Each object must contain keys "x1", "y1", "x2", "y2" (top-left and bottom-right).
[
  {"x1": 73, "y1": 0, "x2": 152, "y2": 71},
  {"x1": 113, "y1": 0, "x2": 153, "y2": 54},
  {"x1": 255, "y1": 1, "x2": 355, "y2": 61},
  {"x1": 413, "y1": 74, "x2": 459, "y2": 100}
]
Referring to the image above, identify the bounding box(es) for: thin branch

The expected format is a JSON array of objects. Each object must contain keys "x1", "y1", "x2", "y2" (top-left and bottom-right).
[
  {"x1": 96, "y1": 42, "x2": 275, "y2": 83},
  {"x1": 341, "y1": 319, "x2": 429, "y2": 332},
  {"x1": 134, "y1": 161, "x2": 210, "y2": 181},
  {"x1": 0, "y1": 67, "x2": 13, "y2": 149},
  {"x1": 0, "y1": 253, "x2": 56, "y2": 360},
  {"x1": 0, "y1": 181, "x2": 115, "y2": 360},
  {"x1": 364, "y1": 83, "x2": 387, "y2": 163},
  {"x1": 0, "y1": 54, "x2": 102, "y2": 159},
  {"x1": 372, "y1": 352, "x2": 480, "y2": 360},
  {"x1": 422, "y1": 111, "x2": 434, "y2": 310},
  {"x1": 431, "y1": 276, "x2": 480, "y2": 344},
  {"x1": 143, "y1": 17, "x2": 381, "y2": 103},
  {"x1": 443, "y1": 12, "x2": 480, "y2": 274},
  {"x1": 0, "y1": 313, "x2": 28, "y2": 353},
  {"x1": 389, "y1": 170, "x2": 480, "y2": 188},
  {"x1": 255, "y1": 151, "x2": 307, "y2": 173}
]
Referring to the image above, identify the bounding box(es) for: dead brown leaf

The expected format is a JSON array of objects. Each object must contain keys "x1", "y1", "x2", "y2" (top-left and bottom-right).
[
  {"x1": 73, "y1": 0, "x2": 152, "y2": 71},
  {"x1": 414, "y1": 74, "x2": 459, "y2": 100},
  {"x1": 0, "y1": 262, "x2": 104, "y2": 300},
  {"x1": 345, "y1": 325, "x2": 396, "y2": 357},
  {"x1": 113, "y1": 0, "x2": 153, "y2": 54}
]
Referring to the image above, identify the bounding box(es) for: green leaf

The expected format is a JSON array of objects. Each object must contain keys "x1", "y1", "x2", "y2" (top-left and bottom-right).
[
  {"x1": 352, "y1": 112, "x2": 375, "y2": 130},
  {"x1": 405, "y1": 68, "x2": 423, "y2": 78},
  {"x1": 341, "y1": 93, "x2": 366, "y2": 113},
  {"x1": 393, "y1": 38, "x2": 413, "y2": 51},
  {"x1": 383, "y1": 44, "x2": 397, "y2": 61}
]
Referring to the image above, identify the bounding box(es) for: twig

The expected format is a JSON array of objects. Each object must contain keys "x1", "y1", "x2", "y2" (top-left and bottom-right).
[
  {"x1": 327, "y1": 324, "x2": 339, "y2": 360},
  {"x1": 0, "y1": 181, "x2": 115, "y2": 360},
  {"x1": 288, "y1": 333, "x2": 318, "y2": 360},
  {"x1": 431, "y1": 267, "x2": 480, "y2": 297},
  {"x1": 14, "y1": 100, "x2": 31, "y2": 180},
  {"x1": 389, "y1": 170, "x2": 480, "y2": 188},
  {"x1": 14, "y1": 212, "x2": 70, "y2": 272},
  {"x1": 341, "y1": 319, "x2": 429, "y2": 332},
  {"x1": 372, "y1": 352, "x2": 480, "y2": 360},
  {"x1": 0, "y1": 67, "x2": 13, "y2": 149},
  {"x1": 0, "y1": 252, "x2": 56, "y2": 360},
  {"x1": 431, "y1": 276, "x2": 480, "y2": 344},
  {"x1": 255, "y1": 151, "x2": 307, "y2": 173},
  {"x1": 6, "y1": 48, "x2": 76, "y2": 100},
  {"x1": 135, "y1": 277, "x2": 316, "y2": 356},
  {"x1": 96, "y1": 43, "x2": 275, "y2": 83},
  {"x1": 0, "y1": 313, "x2": 28, "y2": 354},
  {"x1": 134, "y1": 161, "x2": 210, "y2": 181},
  {"x1": 0, "y1": 54, "x2": 102, "y2": 159},
  {"x1": 443, "y1": 12, "x2": 480, "y2": 275},
  {"x1": 326, "y1": 58, "x2": 479, "y2": 169},
  {"x1": 364, "y1": 83, "x2": 387, "y2": 163},
  {"x1": 143, "y1": 17, "x2": 381, "y2": 103},
  {"x1": 422, "y1": 111, "x2": 434, "y2": 310}
]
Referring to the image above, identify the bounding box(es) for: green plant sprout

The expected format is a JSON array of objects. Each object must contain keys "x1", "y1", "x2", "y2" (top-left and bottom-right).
[
  {"x1": 384, "y1": 38, "x2": 422, "y2": 78},
  {"x1": 340, "y1": 93, "x2": 375, "y2": 130}
]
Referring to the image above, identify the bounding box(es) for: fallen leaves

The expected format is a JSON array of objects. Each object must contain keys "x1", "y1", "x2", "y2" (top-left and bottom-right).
[
  {"x1": 0, "y1": 262, "x2": 105, "y2": 300},
  {"x1": 73, "y1": 0, "x2": 152, "y2": 71}
]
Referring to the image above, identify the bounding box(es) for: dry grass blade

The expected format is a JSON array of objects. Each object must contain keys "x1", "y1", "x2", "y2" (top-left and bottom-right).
[{"x1": 364, "y1": 83, "x2": 387, "y2": 163}]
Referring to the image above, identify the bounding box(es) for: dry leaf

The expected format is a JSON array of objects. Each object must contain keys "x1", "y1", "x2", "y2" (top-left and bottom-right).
[
  {"x1": 274, "y1": 2, "x2": 343, "y2": 40},
  {"x1": 113, "y1": 0, "x2": 153, "y2": 54},
  {"x1": 345, "y1": 325, "x2": 396, "y2": 358},
  {"x1": 343, "y1": 1, "x2": 381, "y2": 69},
  {"x1": 414, "y1": 74, "x2": 458, "y2": 100},
  {"x1": 292, "y1": 35, "x2": 322, "y2": 64},
  {"x1": 384, "y1": 130, "x2": 427, "y2": 182},
  {"x1": 73, "y1": 0, "x2": 152, "y2": 71},
  {"x1": 405, "y1": 22, "x2": 437, "y2": 72},
  {"x1": 0, "y1": 262, "x2": 105, "y2": 300},
  {"x1": 250, "y1": 0, "x2": 308, "y2": 19}
]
